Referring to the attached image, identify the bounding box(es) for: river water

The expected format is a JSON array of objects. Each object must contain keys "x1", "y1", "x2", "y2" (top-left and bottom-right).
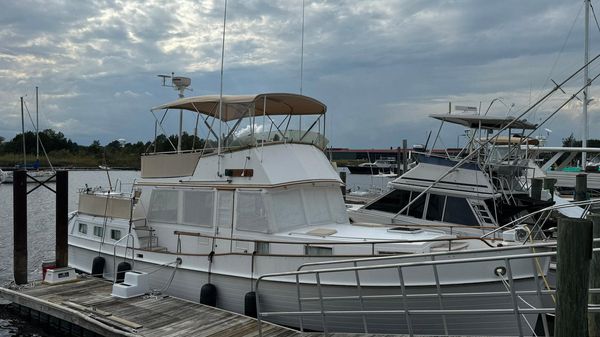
[
  {"x1": 0, "y1": 169, "x2": 392, "y2": 336},
  {"x1": 0, "y1": 170, "x2": 139, "y2": 337}
]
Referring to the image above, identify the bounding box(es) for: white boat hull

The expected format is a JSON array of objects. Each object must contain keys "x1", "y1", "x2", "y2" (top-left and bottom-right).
[{"x1": 69, "y1": 243, "x2": 550, "y2": 336}]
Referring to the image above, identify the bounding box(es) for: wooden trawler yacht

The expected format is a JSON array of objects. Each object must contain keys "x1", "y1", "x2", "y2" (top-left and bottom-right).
[{"x1": 68, "y1": 95, "x2": 557, "y2": 336}]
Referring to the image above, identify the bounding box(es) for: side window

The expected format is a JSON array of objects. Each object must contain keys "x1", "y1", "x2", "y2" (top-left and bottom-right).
[
  {"x1": 305, "y1": 246, "x2": 333, "y2": 256},
  {"x1": 426, "y1": 194, "x2": 446, "y2": 221},
  {"x1": 407, "y1": 192, "x2": 426, "y2": 219},
  {"x1": 443, "y1": 196, "x2": 479, "y2": 226},
  {"x1": 78, "y1": 223, "x2": 87, "y2": 234},
  {"x1": 365, "y1": 189, "x2": 411, "y2": 213},
  {"x1": 110, "y1": 229, "x2": 122, "y2": 241},
  {"x1": 93, "y1": 226, "x2": 104, "y2": 237},
  {"x1": 255, "y1": 241, "x2": 270, "y2": 254}
]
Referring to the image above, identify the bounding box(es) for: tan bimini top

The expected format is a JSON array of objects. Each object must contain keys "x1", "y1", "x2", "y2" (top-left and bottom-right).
[{"x1": 151, "y1": 93, "x2": 327, "y2": 122}]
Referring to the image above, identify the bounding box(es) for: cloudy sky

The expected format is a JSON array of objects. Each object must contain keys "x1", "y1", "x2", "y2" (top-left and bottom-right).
[{"x1": 2, "y1": 0, "x2": 600, "y2": 149}]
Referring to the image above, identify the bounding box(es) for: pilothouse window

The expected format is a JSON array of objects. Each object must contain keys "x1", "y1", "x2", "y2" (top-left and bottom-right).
[
  {"x1": 365, "y1": 189, "x2": 411, "y2": 213},
  {"x1": 182, "y1": 189, "x2": 215, "y2": 227},
  {"x1": 148, "y1": 189, "x2": 178, "y2": 223},
  {"x1": 443, "y1": 196, "x2": 479, "y2": 226}
]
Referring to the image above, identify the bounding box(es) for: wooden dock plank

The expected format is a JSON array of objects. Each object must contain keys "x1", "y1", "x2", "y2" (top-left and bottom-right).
[{"x1": 0, "y1": 277, "x2": 300, "y2": 337}]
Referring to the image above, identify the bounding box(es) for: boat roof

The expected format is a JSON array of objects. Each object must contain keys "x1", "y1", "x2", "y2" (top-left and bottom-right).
[
  {"x1": 151, "y1": 93, "x2": 326, "y2": 121},
  {"x1": 429, "y1": 114, "x2": 537, "y2": 130}
]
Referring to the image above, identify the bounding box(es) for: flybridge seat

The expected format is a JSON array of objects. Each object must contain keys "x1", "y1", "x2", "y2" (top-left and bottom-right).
[{"x1": 229, "y1": 130, "x2": 328, "y2": 148}]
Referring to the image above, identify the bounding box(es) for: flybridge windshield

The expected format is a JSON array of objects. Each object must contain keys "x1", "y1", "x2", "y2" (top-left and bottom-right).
[{"x1": 149, "y1": 93, "x2": 329, "y2": 153}]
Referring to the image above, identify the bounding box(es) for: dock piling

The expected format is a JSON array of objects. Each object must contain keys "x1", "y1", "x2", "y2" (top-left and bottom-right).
[
  {"x1": 575, "y1": 173, "x2": 589, "y2": 201},
  {"x1": 56, "y1": 170, "x2": 68, "y2": 268},
  {"x1": 555, "y1": 217, "x2": 593, "y2": 337},
  {"x1": 530, "y1": 177, "x2": 543, "y2": 200},
  {"x1": 13, "y1": 170, "x2": 28, "y2": 285},
  {"x1": 402, "y1": 139, "x2": 408, "y2": 174},
  {"x1": 589, "y1": 213, "x2": 600, "y2": 336}
]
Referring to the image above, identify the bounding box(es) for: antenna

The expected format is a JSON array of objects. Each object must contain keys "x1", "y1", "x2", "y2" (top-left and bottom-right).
[{"x1": 157, "y1": 72, "x2": 193, "y2": 153}]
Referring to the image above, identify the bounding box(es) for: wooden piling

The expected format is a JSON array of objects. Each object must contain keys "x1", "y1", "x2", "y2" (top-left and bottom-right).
[
  {"x1": 543, "y1": 177, "x2": 557, "y2": 201},
  {"x1": 576, "y1": 173, "x2": 589, "y2": 201},
  {"x1": 589, "y1": 213, "x2": 600, "y2": 337},
  {"x1": 530, "y1": 178, "x2": 543, "y2": 200},
  {"x1": 402, "y1": 139, "x2": 408, "y2": 174},
  {"x1": 555, "y1": 217, "x2": 593, "y2": 337},
  {"x1": 13, "y1": 170, "x2": 27, "y2": 285},
  {"x1": 56, "y1": 170, "x2": 68, "y2": 268}
]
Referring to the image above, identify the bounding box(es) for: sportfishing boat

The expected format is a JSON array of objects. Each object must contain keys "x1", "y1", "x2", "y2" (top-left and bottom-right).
[
  {"x1": 67, "y1": 93, "x2": 556, "y2": 336},
  {"x1": 348, "y1": 114, "x2": 567, "y2": 234}
]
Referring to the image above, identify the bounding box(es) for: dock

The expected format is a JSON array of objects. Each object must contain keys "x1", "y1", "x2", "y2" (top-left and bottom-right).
[
  {"x1": 0, "y1": 276, "x2": 482, "y2": 337},
  {"x1": 0, "y1": 277, "x2": 298, "y2": 337}
]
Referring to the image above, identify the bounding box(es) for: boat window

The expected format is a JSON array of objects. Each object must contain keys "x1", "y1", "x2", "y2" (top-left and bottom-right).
[
  {"x1": 236, "y1": 190, "x2": 271, "y2": 233},
  {"x1": 78, "y1": 223, "x2": 87, "y2": 234},
  {"x1": 217, "y1": 191, "x2": 234, "y2": 227},
  {"x1": 407, "y1": 192, "x2": 426, "y2": 219},
  {"x1": 148, "y1": 189, "x2": 178, "y2": 223},
  {"x1": 305, "y1": 246, "x2": 333, "y2": 256},
  {"x1": 364, "y1": 189, "x2": 411, "y2": 213},
  {"x1": 182, "y1": 189, "x2": 214, "y2": 227},
  {"x1": 272, "y1": 188, "x2": 306, "y2": 231},
  {"x1": 426, "y1": 194, "x2": 446, "y2": 221},
  {"x1": 255, "y1": 241, "x2": 270, "y2": 254},
  {"x1": 303, "y1": 187, "x2": 332, "y2": 224},
  {"x1": 326, "y1": 188, "x2": 349, "y2": 223},
  {"x1": 443, "y1": 196, "x2": 479, "y2": 226},
  {"x1": 111, "y1": 229, "x2": 121, "y2": 241},
  {"x1": 93, "y1": 226, "x2": 104, "y2": 237}
]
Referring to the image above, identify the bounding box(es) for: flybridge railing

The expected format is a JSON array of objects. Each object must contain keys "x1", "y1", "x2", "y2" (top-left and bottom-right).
[{"x1": 255, "y1": 243, "x2": 600, "y2": 337}]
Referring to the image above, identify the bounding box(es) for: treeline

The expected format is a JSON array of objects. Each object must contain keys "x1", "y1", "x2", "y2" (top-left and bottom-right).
[{"x1": 0, "y1": 130, "x2": 210, "y2": 168}]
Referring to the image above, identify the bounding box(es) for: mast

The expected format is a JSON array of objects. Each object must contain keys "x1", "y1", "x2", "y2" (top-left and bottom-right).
[
  {"x1": 583, "y1": 0, "x2": 590, "y2": 167},
  {"x1": 36, "y1": 86, "x2": 39, "y2": 160},
  {"x1": 21, "y1": 97, "x2": 26, "y2": 168}
]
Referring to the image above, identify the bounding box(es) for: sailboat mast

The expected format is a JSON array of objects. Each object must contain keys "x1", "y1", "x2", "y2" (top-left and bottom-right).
[
  {"x1": 583, "y1": 0, "x2": 590, "y2": 166},
  {"x1": 21, "y1": 97, "x2": 26, "y2": 168},
  {"x1": 36, "y1": 86, "x2": 39, "y2": 160}
]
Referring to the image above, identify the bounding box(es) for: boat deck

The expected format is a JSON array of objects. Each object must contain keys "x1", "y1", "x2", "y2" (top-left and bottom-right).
[
  {"x1": 0, "y1": 276, "x2": 484, "y2": 337},
  {"x1": 0, "y1": 277, "x2": 298, "y2": 337}
]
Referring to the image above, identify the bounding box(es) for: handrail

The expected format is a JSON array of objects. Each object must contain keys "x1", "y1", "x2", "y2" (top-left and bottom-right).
[
  {"x1": 295, "y1": 239, "x2": 564, "y2": 272},
  {"x1": 112, "y1": 233, "x2": 135, "y2": 283},
  {"x1": 173, "y1": 230, "x2": 497, "y2": 248},
  {"x1": 481, "y1": 197, "x2": 600, "y2": 238}
]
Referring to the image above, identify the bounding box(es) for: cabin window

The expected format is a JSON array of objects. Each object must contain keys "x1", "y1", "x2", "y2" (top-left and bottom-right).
[
  {"x1": 407, "y1": 192, "x2": 426, "y2": 219},
  {"x1": 426, "y1": 194, "x2": 446, "y2": 221},
  {"x1": 365, "y1": 189, "x2": 411, "y2": 213},
  {"x1": 326, "y1": 188, "x2": 349, "y2": 223},
  {"x1": 148, "y1": 189, "x2": 178, "y2": 223},
  {"x1": 272, "y1": 188, "x2": 306, "y2": 231},
  {"x1": 305, "y1": 246, "x2": 333, "y2": 256},
  {"x1": 78, "y1": 223, "x2": 88, "y2": 234},
  {"x1": 111, "y1": 229, "x2": 122, "y2": 240},
  {"x1": 255, "y1": 241, "x2": 270, "y2": 254},
  {"x1": 443, "y1": 196, "x2": 479, "y2": 226},
  {"x1": 303, "y1": 188, "x2": 331, "y2": 224},
  {"x1": 182, "y1": 189, "x2": 215, "y2": 227},
  {"x1": 236, "y1": 190, "x2": 270, "y2": 233},
  {"x1": 93, "y1": 226, "x2": 104, "y2": 237},
  {"x1": 217, "y1": 191, "x2": 234, "y2": 227}
]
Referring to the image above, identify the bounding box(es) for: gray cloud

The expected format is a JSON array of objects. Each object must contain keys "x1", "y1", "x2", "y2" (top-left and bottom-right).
[{"x1": 0, "y1": 0, "x2": 597, "y2": 149}]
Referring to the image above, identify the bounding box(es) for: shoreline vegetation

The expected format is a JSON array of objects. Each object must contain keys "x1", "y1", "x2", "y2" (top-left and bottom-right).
[{"x1": 0, "y1": 129, "x2": 207, "y2": 170}]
